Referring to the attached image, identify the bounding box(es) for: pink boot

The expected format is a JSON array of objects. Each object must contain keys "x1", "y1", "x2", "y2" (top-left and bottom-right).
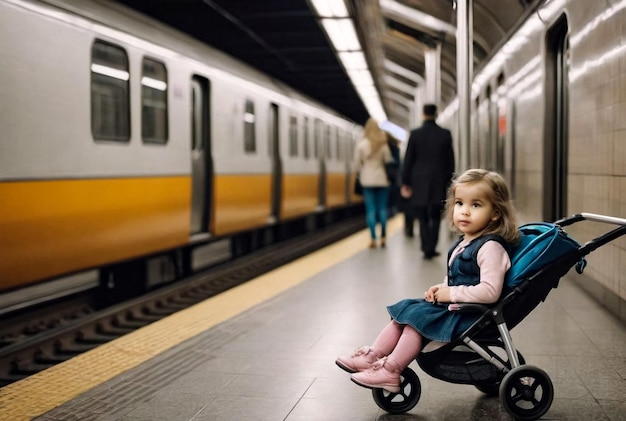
[
  {"x1": 335, "y1": 346, "x2": 381, "y2": 373},
  {"x1": 351, "y1": 356, "x2": 401, "y2": 393}
]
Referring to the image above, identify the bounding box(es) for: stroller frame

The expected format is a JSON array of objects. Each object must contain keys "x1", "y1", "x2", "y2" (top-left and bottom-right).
[{"x1": 371, "y1": 213, "x2": 626, "y2": 420}]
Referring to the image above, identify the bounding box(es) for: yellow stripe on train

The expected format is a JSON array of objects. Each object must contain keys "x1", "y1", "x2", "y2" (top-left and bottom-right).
[
  {"x1": 0, "y1": 177, "x2": 191, "y2": 290},
  {"x1": 0, "y1": 172, "x2": 358, "y2": 290}
]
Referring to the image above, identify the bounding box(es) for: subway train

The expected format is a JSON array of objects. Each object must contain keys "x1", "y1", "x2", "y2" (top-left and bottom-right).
[
  {"x1": 0, "y1": 0, "x2": 362, "y2": 312},
  {"x1": 437, "y1": 0, "x2": 624, "y2": 315}
]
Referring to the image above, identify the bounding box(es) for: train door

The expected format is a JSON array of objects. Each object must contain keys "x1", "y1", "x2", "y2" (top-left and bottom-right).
[
  {"x1": 315, "y1": 119, "x2": 327, "y2": 209},
  {"x1": 543, "y1": 15, "x2": 569, "y2": 221},
  {"x1": 269, "y1": 103, "x2": 282, "y2": 222},
  {"x1": 341, "y1": 130, "x2": 351, "y2": 203},
  {"x1": 190, "y1": 76, "x2": 212, "y2": 238}
]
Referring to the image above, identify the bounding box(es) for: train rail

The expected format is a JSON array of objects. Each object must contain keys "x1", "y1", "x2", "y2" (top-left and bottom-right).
[{"x1": 0, "y1": 217, "x2": 365, "y2": 388}]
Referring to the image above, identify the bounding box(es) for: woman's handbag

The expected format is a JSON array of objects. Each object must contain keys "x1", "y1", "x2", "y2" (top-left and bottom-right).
[
  {"x1": 385, "y1": 161, "x2": 398, "y2": 183},
  {"x1": 354, "y1": 177, "x2": 363, "y2": 195}
]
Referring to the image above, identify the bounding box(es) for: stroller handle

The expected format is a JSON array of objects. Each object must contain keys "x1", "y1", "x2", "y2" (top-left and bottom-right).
[
  {"x1": 556, "y1": 213, "x2": 626, "y2": 227},
  {"x1": 555, "y1": 213, "x2": 626, "y2": 256},
  {"x1": 580, "y1": 213, "x2": 626, "y2": 226}
]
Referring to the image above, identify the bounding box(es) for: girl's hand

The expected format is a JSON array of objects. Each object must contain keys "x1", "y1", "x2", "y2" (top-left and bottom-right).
[
  {"x1": 434, "y1": 287, "x2": 452, "y2": 303},
  {"x1": 424, "y1": 285, "x2": 439, "y2": 302},
  {"x1": 401, "y1": 185, "x2": 412, "y2": 199}
]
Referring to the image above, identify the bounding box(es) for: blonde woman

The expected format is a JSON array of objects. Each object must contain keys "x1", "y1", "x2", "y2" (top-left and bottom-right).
[{"x1": 354, "y1": 118, "x2": 394, "y2": 248}]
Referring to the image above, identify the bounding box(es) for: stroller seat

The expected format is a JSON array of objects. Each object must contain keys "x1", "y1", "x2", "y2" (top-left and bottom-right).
[{"x1": 370, "y1": 213, "x2": 626, "y2": 420}]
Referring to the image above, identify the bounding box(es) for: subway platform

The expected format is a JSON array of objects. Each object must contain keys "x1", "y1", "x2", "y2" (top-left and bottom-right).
[{"x1": 1, "y1": 216, "x2": 624, "y2": 420}]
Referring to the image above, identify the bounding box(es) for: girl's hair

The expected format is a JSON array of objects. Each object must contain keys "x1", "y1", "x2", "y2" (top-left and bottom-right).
[
  {"x1": 444, "y1": 169, "x2": 520, "y2": 243},
  {"x1": 363, "y1": 117, "x2": 387, "y2": 148}
]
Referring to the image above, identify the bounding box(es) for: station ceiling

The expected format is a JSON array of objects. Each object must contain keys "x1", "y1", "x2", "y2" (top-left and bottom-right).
[{"x1": 113, "y1": 0, "x2": 540, "y2": 129}]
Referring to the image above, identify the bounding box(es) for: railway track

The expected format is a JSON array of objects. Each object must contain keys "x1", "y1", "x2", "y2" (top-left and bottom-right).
[{"x1": 0, "y1": 217, "x2": 365, "y2": 387}]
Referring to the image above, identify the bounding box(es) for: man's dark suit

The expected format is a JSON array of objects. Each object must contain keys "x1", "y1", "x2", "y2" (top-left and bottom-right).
[{"x1": 402, "y1": 119, "x2": 455, "y2": 258}]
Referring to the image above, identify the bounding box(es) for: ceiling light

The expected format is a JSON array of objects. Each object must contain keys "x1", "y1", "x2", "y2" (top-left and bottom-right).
[
  {"x1": 309, "y1": 0, "x2": 387, "y2": 121},
  {"x1": 359, "y1": 94, "x2": 386, "y2": 122},
  {"x1": 356, "y1": 85, "x2": 379, "y2": 99},
  {"x1": 338, "y1": 51, "x2": 368, "y2": 70},
  {"x1": 347, "y1": 69, "x2": 374, "y2": 86},
  {"x1": 321, "y1": 18, "x2": 360, "y2": 51},
  {"x1": 309, "y1": 0, "x2": 349, "y2": 18}
]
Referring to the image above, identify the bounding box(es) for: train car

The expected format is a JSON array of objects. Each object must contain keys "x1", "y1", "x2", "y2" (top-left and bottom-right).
[
  {"x1": 0, "y1": 0, "x2": 362, "y2": 310},
  {"x1": 438, "y1": 0, "x2": 625, "y2": 318}
]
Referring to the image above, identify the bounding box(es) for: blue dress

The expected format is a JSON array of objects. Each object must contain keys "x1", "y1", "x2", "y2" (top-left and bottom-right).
[{"x1": 387, "y1": 235, "x2": 508, "y2": 342}]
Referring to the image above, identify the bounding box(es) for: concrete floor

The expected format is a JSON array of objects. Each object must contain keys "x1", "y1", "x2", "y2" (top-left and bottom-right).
[{"x1": 35, "y1": 223, "x2": 626, "y2": 420}]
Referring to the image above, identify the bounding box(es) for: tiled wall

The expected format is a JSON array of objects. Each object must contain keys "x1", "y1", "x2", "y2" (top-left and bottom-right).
[
  {"x1": 564, "y1": 2, "x2": 625, "y2": 321},
  {"x1": 441, "y1": 0, "x2": 625, "y2": 321}
]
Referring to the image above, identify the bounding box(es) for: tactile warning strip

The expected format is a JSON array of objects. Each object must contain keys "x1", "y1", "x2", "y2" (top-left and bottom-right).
[{"x1": 0, "y1": 217, "x2": 402, "y2": 421}]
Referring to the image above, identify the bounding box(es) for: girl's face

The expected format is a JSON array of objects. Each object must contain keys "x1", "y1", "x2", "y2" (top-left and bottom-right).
[{"x1": 452, "y1": 181, "x2": 500, "y2": 241}]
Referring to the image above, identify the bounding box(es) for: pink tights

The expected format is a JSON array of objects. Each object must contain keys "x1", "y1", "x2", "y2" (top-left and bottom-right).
[{"x1": 371, "y1": 320, "x2": 422, "y2": 369}]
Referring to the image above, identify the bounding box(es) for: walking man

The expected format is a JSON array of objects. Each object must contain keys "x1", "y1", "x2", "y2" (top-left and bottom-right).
[{"x1": 401, "y1": 104, "x2": 455, "y2": 259}]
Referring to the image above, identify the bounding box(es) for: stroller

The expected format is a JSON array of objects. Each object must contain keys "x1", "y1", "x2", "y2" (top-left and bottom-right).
[{"x1": 371, "y1": 213, "x2": 626, "y2": 420}]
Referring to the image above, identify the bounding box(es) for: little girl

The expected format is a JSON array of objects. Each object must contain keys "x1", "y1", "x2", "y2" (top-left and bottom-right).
[{"x1": 336, "y1": 169, "x2": 519, "y2": 393}]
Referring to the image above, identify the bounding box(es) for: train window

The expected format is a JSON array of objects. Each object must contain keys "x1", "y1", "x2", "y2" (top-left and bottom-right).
[
  {"x1": 336, "y1": 130, "x2": 344, "y2": 160},
  {"x1": 141, "y1": 58, "x2": 168, "y2": 144},
  {"x1": 347, "y1": 134, "x2": 355, "y2": 163},
  {"x1": 243, "y1": 99, "x2": 256, "y2": 153},
  {"x1": 289, "y1": 116, "x2": 298, "y2": 157},
  {"x1": 325, "y1": 125, "x2": 332, "y2": 159},
  {"x1": 303, "y1": 117, "x2": 310, "y2": 159},
  {"x1": 91, "y1": 40, "x2": 130, "y2": 142}
]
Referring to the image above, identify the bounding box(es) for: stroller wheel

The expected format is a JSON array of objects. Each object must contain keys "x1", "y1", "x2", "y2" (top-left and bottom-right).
[
  {"x1": 499, "y1": 365, "x2": 554, "y2": 420},
  {"x1": 372, "y1": 367, "x2": 421, "y2": 414}
]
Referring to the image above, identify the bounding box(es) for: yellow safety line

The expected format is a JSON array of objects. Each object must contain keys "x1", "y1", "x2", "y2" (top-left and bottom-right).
[{"x1": 0, "y1": 216, "x2": 402, "y2": 420}]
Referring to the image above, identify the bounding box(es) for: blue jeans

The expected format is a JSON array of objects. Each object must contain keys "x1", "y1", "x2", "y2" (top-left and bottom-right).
[{"x1": 362, "y1": 186, "x2": 389, "y2": 239}]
